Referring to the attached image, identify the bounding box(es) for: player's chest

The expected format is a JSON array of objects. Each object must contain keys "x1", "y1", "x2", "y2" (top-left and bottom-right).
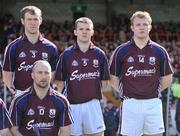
[
  {"x1": 123, "y1": 50, "x2": 159, "y2": 68},
  {"x1": 15, "y1": 45, "x2": 50, "y2": 62},
  {"x1": 66, "y1": 53, "x2": 100, "y2": 71},
  {"x1": 25, "y1": 101, "x2": 57, "y2": 120}
]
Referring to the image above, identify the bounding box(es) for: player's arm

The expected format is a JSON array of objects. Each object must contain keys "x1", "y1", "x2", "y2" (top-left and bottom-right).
[
  {"x1": 58, "y1": 125, "x2": 70, "y2": 136},
  {"x1": 51, "y1": 71, "x2": 56, "y2": 83},
  {"x1": 110, "y1": 75, "x2": 120, "y2": 92},
  {"x1": 10, "y1": 126, "x2": 23, "y2": 136},
  {"x1": 2, "y1": 71, "x2": 15, "y2": 94},
  {"x1": 54, "y1": 80, "x2": 65, "y2": 93},
  {"x1": 0, "y1": 128, "x2": 12, "y2": 136},
  {"x1": 101, "y1": 80, "x2": 110, "y2": 92},
  {"x1": 160, "y1": 74, "x2": 173, "y2": 91}
]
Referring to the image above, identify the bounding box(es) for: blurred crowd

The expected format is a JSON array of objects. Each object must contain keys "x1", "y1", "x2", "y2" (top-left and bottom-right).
[
  {"x1": 0, "y1": 13, "x2": 179, "y2": 77},
  {"x1": 0, "y1": 13, "x2": 179, "y2": 97},
  {"x1": 0, "y1": 12, "x2": 179, "y2": 135}
]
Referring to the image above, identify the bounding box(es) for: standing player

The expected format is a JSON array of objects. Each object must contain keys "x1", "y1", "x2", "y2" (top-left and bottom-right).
[
  {"x1": 110, "y1": 11, "x2": 173, "y2": 136},
  {"x1": 3, "y1": 5, "x2": 58, "y2": 94},
  {"x1": 0, "y1": 98, "x2": 13, "y2": 136},
  {"x1": 9, "y1": 60, "x2": 73, "y2": 136},
  {"x1": 54, "y1": 17, "x2": 110, "y2": 136}
]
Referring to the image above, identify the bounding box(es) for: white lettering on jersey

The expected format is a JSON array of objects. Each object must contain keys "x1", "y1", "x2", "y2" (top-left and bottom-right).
[
  {"x1": 18, "y1": 61, "x2": 33, "y2": 71},
  {"x1": 30, "y1": 50, "x2": 38, "y2": 58},
  {"x1": 26, "y1": 119, "x2": 54, "y2": 130},
  {"x1": 125, "y1": 66, "x2": 156, "y2": 77},
  {"x1": 149, "y1": 57, "x2": 156, "y2": 65},
  {"x1": 70, "y1": 70, "x2": 100, "y2": 81},
  {"x1": 138, "y1": 55, "x2": 145, "y2": 63},
  {"x1": 38, "y1": 106, "x2": 45, "y2": 115}
]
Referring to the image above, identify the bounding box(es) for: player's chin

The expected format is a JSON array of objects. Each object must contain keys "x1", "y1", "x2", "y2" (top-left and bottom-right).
[{"x1": 38, "y1": 83, "x2": 49, "y2": 88}]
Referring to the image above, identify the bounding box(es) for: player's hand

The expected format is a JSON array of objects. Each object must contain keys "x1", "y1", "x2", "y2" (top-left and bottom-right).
[{"x1": 8, "y1": 86, "x2": 16, "y2": 95}]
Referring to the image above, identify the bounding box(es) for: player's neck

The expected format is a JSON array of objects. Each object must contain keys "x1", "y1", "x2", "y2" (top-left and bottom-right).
[
  {"x1": 34, "y1": 85, "x2": 49, "y2": 100},
  {"x1": 133, "y1": 36, "x2": 149, "y2": 49},
  {"x1": 25, "y1": 31, "x2": 39, "y2": 44},
  {"x1": 77, "y1": 40, "x2": 90, "y2": 53}
]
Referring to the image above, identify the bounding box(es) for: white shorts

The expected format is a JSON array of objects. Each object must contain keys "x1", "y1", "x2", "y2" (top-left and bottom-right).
[
  {"x1": 70, "y1": 99, "x2": 105, "y2": 135},
  {"x1": 121, "y1": 98, "x2": 164, "y2": 136}
]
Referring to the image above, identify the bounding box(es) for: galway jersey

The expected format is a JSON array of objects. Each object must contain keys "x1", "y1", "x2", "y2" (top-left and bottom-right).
[
  {"x1": 9, "y1": 87, "x2": 73, "y2": 136},
  {"x1": 110, "y1": 40, "x2": 173, "y2": 99},
  {"x1": 55, "y1": 42, "x2": 110, "y2": 104},
  {"x1": 0, "y1": 98, "x2": 13, "y2": 130},
  {"x1": 3, "y1": 34, "x2": 58, "y2": 90}
]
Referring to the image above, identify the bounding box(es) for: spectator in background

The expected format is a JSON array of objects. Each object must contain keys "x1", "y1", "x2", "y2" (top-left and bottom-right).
[
  {"x1": 2, "y1": 5, "x2": 58, "y2": 95},
  {"x1": 103, "y1": 100, "x2": 119, "y2": 136},
  {"x1": 9, "y1": 60, "x2": 73, "y2": 136},
  {"x1": 110, "y1": 11, "x2": 173, "y2": 136},
  {"x1": 171, "y1": 77, "x2": 180, "y2": 133},
  {"x1": 54, "y1": 17, "x2": 110, "y2": 136}
]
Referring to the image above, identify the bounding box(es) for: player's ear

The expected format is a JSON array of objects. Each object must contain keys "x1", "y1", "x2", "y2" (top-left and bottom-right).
[
  {"x1": 130, "y1": 25, "x2": 134, "y2": 32},
  {"x1": 31, "y1": 72, "x2": 34, "y2": 80},
  {"x1": 39, "y1": 16, "x2": 42, "y2": 25},
  {"x1": 21, "y1": 18, "x2": 24, "y2": 25},
  {"x1": 74, "y1": 30, "x2": 77, "y2": 36},
  {"x1": 91, "y1": 29, "x2": 94, "y2": 36},
  {"x1": 149, "y1": 24, "x2": 152, "y2": 31}
]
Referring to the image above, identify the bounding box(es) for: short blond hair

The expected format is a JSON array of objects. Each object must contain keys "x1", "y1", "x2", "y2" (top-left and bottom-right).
[
  {"x1": 75, "y1": 17, "x2": 94, "y2": 29},
  {"x1": 20, "y1": 5, "x2": 42, "y2": 19},
  {"x1": 130, "y1": 11, "x2": 152, "y2": 25}
]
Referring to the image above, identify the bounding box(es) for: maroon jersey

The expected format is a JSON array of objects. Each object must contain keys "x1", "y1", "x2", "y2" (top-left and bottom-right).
[
  {"x1": 0, "y1": 98, "x2": 13, "y2": 130},
  {"x1": 110, "y1": 40, "x2": 173, "y2": 99},
  {"x1": 3, "y1": 34, "x2": 58, "y2": 90},
  {"x1": 9, "y1": 87, "x2": 73, "y2": 136},
  {"x1": 55, "y1": 42, "x2": 110, "y2": 104}
]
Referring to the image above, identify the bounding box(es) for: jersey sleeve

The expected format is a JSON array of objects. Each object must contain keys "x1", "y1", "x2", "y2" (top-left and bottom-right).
[
  {"x1": 57, "y1": 96, "x2": 73, "y2": 126},
  {"x1": 55, "y1": 52, "x2": 67, "y2": 81},
  {"x1": 109, "y1": 47, "x2": 123, "y2": 77},
  {"x1": 159, "y1": 48, "x2": 173, "y2": 76},
  {"x1": 3, "y1": 44, "x2": 16, "y2": 72},
  {"x1": 100, "y1": 52, "x2": 110, "y2": 80},
  {"x1": 0, "y1": 99, "x2": 13, "y2": 129},
  {"x1": 49, "y1": 45, "x2": 59, "y2": 71},
  {"x1": 9, "y1": 97, "x2": 24, "y2": 126}
]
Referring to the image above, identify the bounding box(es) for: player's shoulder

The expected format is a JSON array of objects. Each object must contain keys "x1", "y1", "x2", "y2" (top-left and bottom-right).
[
  {"x1": 149, "y1": 40, "x2": 168, "y2": 54},
  {"x1": 49, "y1": 89, "x2": 69, "y2": 104},
  {"x1": 91, "y1": 43, "x2": 107, "y2": 57},
  {"x1": 41, "y1": 37, "x2": 57, "y2": 49},
  {"x1": 116, "y1": 41, "x2": 132, "y2": 50},
  {"x1": 60, "y1": 45, "x2": 74, "y2": 58},
  {"x1": 13, "y1": 88, "x2": 32, "y2": 103},
  {"x1": 150, "y1": 41, "x2": 166, "y2": 50},
  {"x1": 112, "y1": 41, "x2": 132, "y2": 57},
  {"x1": 6, "y1": 36, "x2": 23, "y2": 49}
]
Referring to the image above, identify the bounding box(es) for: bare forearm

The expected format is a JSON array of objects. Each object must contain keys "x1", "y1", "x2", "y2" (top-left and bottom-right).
[
  {"x1": 2, "y1": 71, "x2": 15, "y2": 94},
  {"x1": 54, "y1": 80, "x2": 65, "y2": 93},
  {"x1": 101, "y1": 80, "x2": 110, "y2": 92},
  {"x1": 0, "y1": 128, "x2": 12, "y2": 136},
  {"x1": 58, "y1": 126, "x2": 70, "y2": 136},
  {"x1": 110, "y1": 75, "x2": 120, "y2": 92},
  {"x1": 160, "y1": 74, "x2": 173, "y2": 91},
  {"x1": 11, "y1": 127, "x2": 23, "y2": 136}
]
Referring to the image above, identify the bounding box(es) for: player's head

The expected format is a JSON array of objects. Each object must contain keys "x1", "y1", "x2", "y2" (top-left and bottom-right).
[
  {"x1": 74, "y1": 17, "x2": 94, "y2": 43},
  {"x1": 74, "y1": 17, "x2": 94, "y2": 30},
  {"x1": 20, "y1": 5, "x2": 42, "y2": 34},
  {"x1": 31, "y1": 60, "x2": 51, "y2": 89},
  {"x1": 130, "y1": 11, "x2": 152, "y2": 26},
  {"x1": 130, "y1": 11, "x2": 152, "y2": 39},
  {"x1": 20, "y1": 5, "x2": 42, "y2": 19}
]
